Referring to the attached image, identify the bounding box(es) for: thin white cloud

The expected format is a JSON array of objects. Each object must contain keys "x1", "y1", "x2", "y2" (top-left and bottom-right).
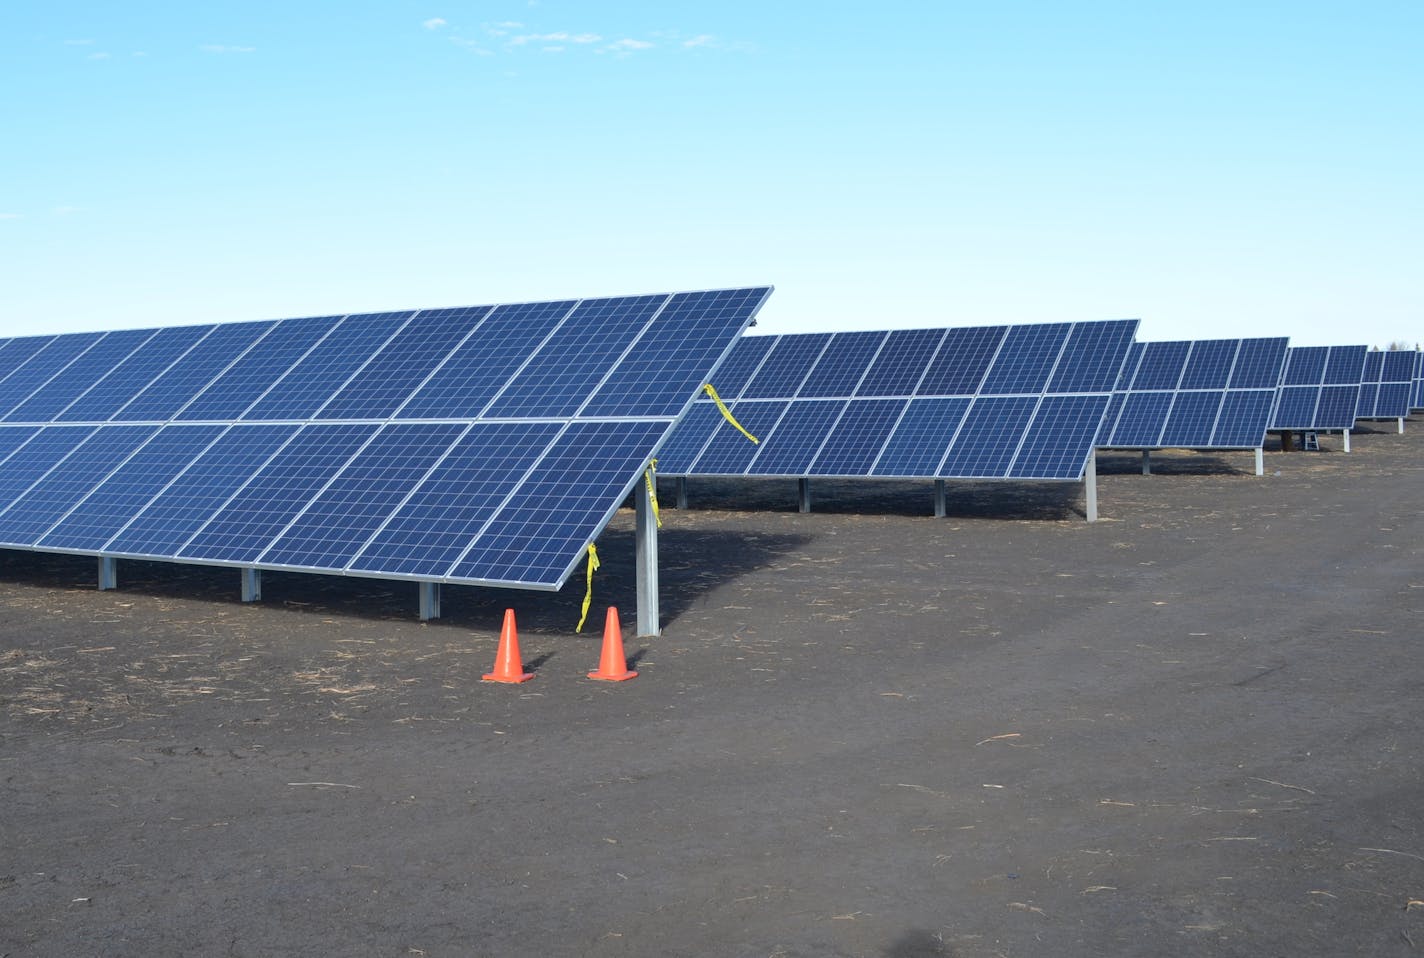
[
  {"x1": 0, "y1": 213, "x2": 21, "y2": 220},
  {"x1": 450, "y1": 36, "x2": 493, "y2": 55},
  {"x1": 423, "y1": 17, "x2": 447, "y2": 30},
  {"x1": 199, "y1": 44, "x2": 256, "y2": 54},
  {"x1": 88, "y1": 51, "x2": 110, "y2": 60},
  {"x1": 683, "y1": 34, "x2": 715, "y2": 48},
  {"x1": 605, "y1": 38, "x2": 653, "y2": 52},
  {"x1": 509, "y1": 31, "x2": 600, "y2": 46},
  {"x1": 53, "y1": 206, "x2": 84, "y2": 216}
]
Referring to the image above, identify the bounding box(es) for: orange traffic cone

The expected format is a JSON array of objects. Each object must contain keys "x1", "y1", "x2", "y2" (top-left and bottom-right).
[
  {"x1": 482, "y1": 609, "x2": 534, "y2": 683},
  {"x1": 588, "y1": 607, "x2": 637, "y2": 681}
]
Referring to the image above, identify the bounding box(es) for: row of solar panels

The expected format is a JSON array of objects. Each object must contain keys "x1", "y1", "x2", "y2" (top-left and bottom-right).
[
  {"x1": 0, "y1": 288, "x2": 1417, "y2": 598},
  {"x1": 658, "y1": 331, "x2": 1418, "y2": 482}
]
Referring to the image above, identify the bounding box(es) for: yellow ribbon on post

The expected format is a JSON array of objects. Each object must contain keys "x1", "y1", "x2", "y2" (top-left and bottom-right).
[
  {"x1": 576, "y1": 543, "x2": 601, "y2": 633},
  {"x1": 643, "y1": 458, "x2": 661, "y2": 528},
  {"x1": 703, "y1": 384, "x2": 758, "y2": 444}
]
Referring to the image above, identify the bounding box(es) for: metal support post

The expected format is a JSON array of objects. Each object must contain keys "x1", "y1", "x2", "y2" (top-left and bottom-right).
[
  {"x1": 1141, "y1": 450, "x2": 1151, "y2": 475},
  {"x1": 1084, "y1": 448, "x2": 1098, "y2": 523},
  {"x1": 1254, "y1": 447, "x2": 1264, "y2": 476},
  {"x1": 98, "y1": 556, "x2": 117, "y2": 591},
  {"x1": 1398, "y1": 417, "x2": 1405, "y2": 434},
  {"x1": 797, "y1": 478, "x2": 811, "y2": 514},
  {"x1": 675, "y1": 476, "x2": 688, "y2": 510},
  {"x1": 934, "y1": 479, "x2": 946, "y2": 518},
  {"x1": 241, "y1": 568, "x2": 262, "y2": 602},
  {"x1": 418, "y1": 581, "x2": 441, "y2": 621},
  {"x1": 1343, "y1": 429, "x2": 1351, "y2": 453},
  {"x1": 635, "y1": 476, "x2": 660, "y2": 636}
]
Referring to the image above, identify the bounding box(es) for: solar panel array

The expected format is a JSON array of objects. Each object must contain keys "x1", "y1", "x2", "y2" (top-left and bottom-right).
[
  {"x1": 1411, "y1": 349, "x2": 1424, "y2": 411},
  {"x1": 1271, "y1": 345, "x2": 1367, "y2": 431},
  {"x1": 0, "y1": 287, "x2": 771, "y2": 590},
  {"x1": 658, "y1": 319, "x2": 1140, "y2": 482},
  {"x1": 1355, "y1": 350, "x2": 1415, "y2": 420},
  {"x1": 1096, "y1": 338, "x2": 1290, "y2": 450}
]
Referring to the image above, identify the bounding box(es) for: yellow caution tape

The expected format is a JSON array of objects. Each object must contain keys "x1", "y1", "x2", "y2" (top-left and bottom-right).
[
  {"x1": 703, "y1": 383, "x2": 758, "y2": 444},
  {"x1": 576, "y1": 543, "x2": 601, "y2": 633},
  {"x1": 644, "y1": 458, "x2": 662, "y2": 528}
]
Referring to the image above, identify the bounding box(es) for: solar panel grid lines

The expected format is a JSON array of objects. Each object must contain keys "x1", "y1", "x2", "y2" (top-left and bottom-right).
[
  {"x1": 660, "y1": 318, "x2": 1139, "y2": 483},
  {"x1": 0, "y1": 286, "x2": 772, "y2": 594},
  {"x1": 1097, "y1": 337, "x2": 1289, "y2": 450},
  {"x1": 1355, "y1": 349, "x2": 1416, "y2": 420},
  {"x1": 0, "y1": 331, "x2": 106, "y2": 419},
  {"x1": 5, "y1": 326, "x2": 160, "y2": 424}
]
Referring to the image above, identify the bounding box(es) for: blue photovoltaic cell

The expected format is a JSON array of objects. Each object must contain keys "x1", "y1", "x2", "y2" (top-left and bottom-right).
[
  {"x1": 347, "y1": 422, "x2": 564, "y2": 579},
  {"x1": 0, "y1": 333, "x2": 104, "y2": 418},
  {"x1": 1102, "y1": 338, "x2": 1288, "y2": 449},
  {"x1": 176, "y1": 315, "x2": 343, "y2": 422},
  {"x1": 0, "y1": 426, "x2": 97, "y2": 510},
  {"x1": 1272, "y1": 388, "x2": 1319, "y2": 430},
  {"x1": 1324, "y1": 346, "x2": 1367, "y2": 384},
  {"x1": 0, "y1": 337, "x2": 59, "y2": 384},
  {"x1": 749, "y1": 399, "x2": 848, "y2": 475},
  {"x1": 241, "y1": 311, "x2": 412, "y2": 421},
  {"x1": 916, "y1": 326, "x2": 1007, "y2": 395},
  {"x1": 650, "y1": 403, "x2": 725, "y2": 474},
  {"x1": 318, "y1": 310, "x2": 488, "y2": 420},
  {"x1": 809, "y1": 399, "x2": 908, "y2": 476},
  {"x1": 1413, "y1": 352, "x2": 1424, "y2": 410},
  {"x1": 871, "y1": 398, "x2": 972, "y2": 477},
  {"x1": 939, "y1": 396, "x2": 1039, "y2": 478},
  {"x1": 1110, "y1": 392, "x2": 1175, "y2": 446},
  {"x1": 39, "y1": 425, "x2": 227, "y2": 551},
  {"x1": 258, "y1": 422, "x2": 468, "y2": 570},
  {"x1": 1213, "y1": 391, "x2": 1279, "y2": 446},
  {"x1": 979, "y1": 324, "x2": 1070, "y2": 394},
  {"x1": 482, "y1": 295, "x2": 666, "y2": 418},
  {"x1": 0, "y1": 425, "x2": 157, "y2": 546},
  {"x1": 1356, "y1": 383, "x2": 1380, "y2": 417},
  {"x1": 398, "y1": 302, "x2": 571, "y2": 418},
  {"x1": 795, "y1": 332, "x2": 886, "y2": 399},
  {"x1": 0, "y1": 426, "x2": 43, "y2": 467},
  {"x1": 741, "y1": 334, "x2": 832, "y2": 398},
  {"x1": 179, "y1": 423, "x2": 381, "y2": 563},
  {"x1": 0, "y1": 287, "x2": 770, "y2": 593},
  {"x1": 105, "y1": 424, "x2": 300, "y2": 558},
  {"x1": 58, "y1": 325, "x2": 215, "y2": 423},
  {"x1": 1160, "y1": 391, "x2": 1223, "y2": 447},
  {"x1": 700, "y1": 334, "x2": 777, "y2": 399},
  {"x1": 116, "y1": 321, "x2": 278, "y2": 422},
  {"x1": 1281, "y1": 347, "x2": 1328, "y2": 386},
  {"x1": 858, "y1": 329, "x2": 945, "y2": 396},
  {"x1": 1272, "y1": 345, "x2": 1366, "y2": 430},
  {"x1": 4, "y1": 328, "x2": 156, "y2": 423},
  {"x1": 688, "y1": 401, "x2": 791, "y2": 475},
  {"x1": 449, "y1": 420, "x2": 669, "y2": 586},
  {"x1": 1048, "y1": 321, "x2": 1138, "y2": 393},
  {"x1": 1179, "y1": 340, "x2": 1237, "y2": 389},
  {"x1": 584, "y1": 288, "x2": 776, "y2": 417},
  {"x1": 1010, "y1": 395, "x2": 1110, "y2": 479}
]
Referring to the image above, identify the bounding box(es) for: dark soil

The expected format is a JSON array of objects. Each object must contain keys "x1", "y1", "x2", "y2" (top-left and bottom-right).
[{"x1": 3, "y1": 424, "x2": 1423, "y2": 957}]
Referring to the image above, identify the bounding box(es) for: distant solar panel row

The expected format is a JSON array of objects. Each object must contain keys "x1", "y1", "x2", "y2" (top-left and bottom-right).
[
  {"x1": 1413, "y1": 350, "x2": 1424, "y2": 411},
  {"x1": 1270, "y1": 345, "x2": 1367, "y2": 431},
  {"x1": 1097, "y1": 338, "x2": 1290, "y2": 449},
  {"x1": 1355, "y1": 350, "x2": 1415, "y2": 420},
  {"x1": 0, "y1": 287, "x2": 771, "y2": 590},
  {"x1": 658, "y1": 319, "x2": 1140, "y2": 482}
]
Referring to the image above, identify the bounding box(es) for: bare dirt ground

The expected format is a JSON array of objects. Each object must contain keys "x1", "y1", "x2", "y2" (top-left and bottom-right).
[{"x1": 3, "y1": 423, "x2": 1423, "y2": 957}]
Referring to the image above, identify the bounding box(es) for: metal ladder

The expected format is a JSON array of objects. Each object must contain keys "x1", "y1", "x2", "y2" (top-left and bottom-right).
[{"x1": 1302, "y1": 431, "x2": 1320, "y2": 451}]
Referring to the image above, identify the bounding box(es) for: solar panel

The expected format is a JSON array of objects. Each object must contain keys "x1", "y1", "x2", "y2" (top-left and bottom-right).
[
  {"x1": 1355, "y1": 349, "x2": 1416, "y2": 420},
  {"x1": 1270, "y1": 345, "x2": 1366, "y2": 431},
  {"x1": 1096, "y1": 338, "x2": 1289, "y2": 450},
  {"x1": 659, "y1": 319, "x2": 1139, "y2": 483},
  {"x1": 1413, "y1": 350, "x2": 1424, "y2": 411},
  {"x1": 0, "y1": 287, "x2": 772, "y2": 595}
]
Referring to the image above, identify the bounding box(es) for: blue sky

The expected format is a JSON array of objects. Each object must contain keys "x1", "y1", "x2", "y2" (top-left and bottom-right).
[{"x1": 3, "y1": 2, "x2": 1421, "y2": 347}]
